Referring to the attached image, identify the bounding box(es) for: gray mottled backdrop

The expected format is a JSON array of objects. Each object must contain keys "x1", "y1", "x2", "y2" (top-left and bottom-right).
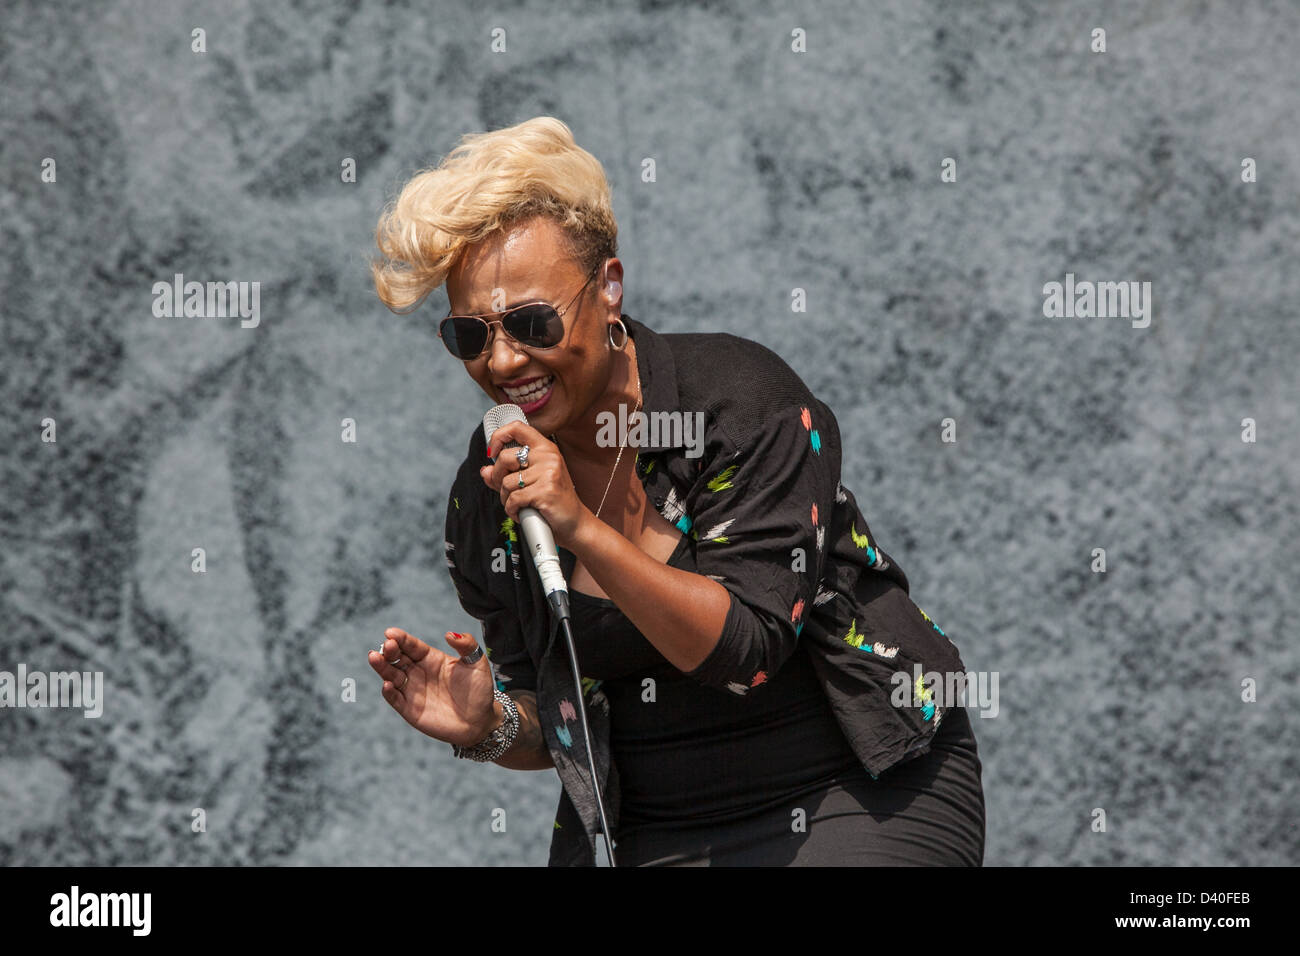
[{"x1": 2, "y1": 0, "x2": 1297, "y2": 866}]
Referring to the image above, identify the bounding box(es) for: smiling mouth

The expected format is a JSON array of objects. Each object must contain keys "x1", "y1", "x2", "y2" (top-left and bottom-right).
[{"x1": 499, "y1": 374, "x2": 555, "y2": 404}]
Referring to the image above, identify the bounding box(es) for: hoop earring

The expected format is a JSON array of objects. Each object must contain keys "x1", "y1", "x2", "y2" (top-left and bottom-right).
[{"x1": 607, "y1": 317, "x2": 629, "y2": 351}]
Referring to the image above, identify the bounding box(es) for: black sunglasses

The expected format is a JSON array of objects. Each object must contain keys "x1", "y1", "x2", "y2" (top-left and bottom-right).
[{"x1": 438, "y1": 264, "x2": 602, "y2": 361}]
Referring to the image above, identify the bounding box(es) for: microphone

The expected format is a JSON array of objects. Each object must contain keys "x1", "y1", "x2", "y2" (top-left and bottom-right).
[{"x1": 482, "y1": 404, "x2": 572, "y2": 622}]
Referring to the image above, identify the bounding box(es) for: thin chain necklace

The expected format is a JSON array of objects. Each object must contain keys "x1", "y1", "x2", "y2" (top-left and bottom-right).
[{"x1": 594, "y1": 363, "x2": 642, "y2": 522}]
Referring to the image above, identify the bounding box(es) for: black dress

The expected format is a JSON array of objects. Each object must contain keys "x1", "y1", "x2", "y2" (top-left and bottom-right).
[{"x1": 566, "y1": 532, "x2": 986, "y2": 866}]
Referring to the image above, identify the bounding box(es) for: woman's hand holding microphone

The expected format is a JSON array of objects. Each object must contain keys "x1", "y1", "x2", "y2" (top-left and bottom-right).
[{"x1": 479, "y1": 421, "x2": 594, "y2": 549}]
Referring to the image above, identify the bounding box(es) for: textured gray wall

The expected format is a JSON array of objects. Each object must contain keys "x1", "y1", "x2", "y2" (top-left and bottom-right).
[{"x1": 2, "y1": 0, "x2": 1297, "y2": 866}]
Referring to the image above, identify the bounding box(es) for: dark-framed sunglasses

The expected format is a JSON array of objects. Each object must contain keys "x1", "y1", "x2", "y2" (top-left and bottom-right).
[{"x1": 438, "y1": 264, "x2": 602, "y2": 361}]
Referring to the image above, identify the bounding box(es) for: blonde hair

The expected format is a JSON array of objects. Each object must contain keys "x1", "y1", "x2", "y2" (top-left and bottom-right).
[{"x1": 370, "y1": 116, "x2": 619, "y2": 314}]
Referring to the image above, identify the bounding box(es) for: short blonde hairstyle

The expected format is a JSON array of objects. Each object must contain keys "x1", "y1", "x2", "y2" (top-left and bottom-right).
[{"x1": 370, "y1": 116, "x2": 619, "y2": 314}]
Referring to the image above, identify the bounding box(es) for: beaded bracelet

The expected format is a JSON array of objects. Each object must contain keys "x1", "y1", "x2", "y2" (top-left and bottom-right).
[{"x1": 450, "y1": 689, "x2": 519, "y2": 762}]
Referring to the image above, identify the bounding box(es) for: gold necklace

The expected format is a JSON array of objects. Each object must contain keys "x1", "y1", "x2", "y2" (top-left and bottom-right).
[{"x1": 594, "y1": 370, "x2": 642, "y2": 522}]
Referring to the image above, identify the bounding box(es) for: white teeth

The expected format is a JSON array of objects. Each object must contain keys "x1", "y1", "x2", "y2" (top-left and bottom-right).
[{"x1": 503, "y1": 375, "x2": 553, "y2": 403}]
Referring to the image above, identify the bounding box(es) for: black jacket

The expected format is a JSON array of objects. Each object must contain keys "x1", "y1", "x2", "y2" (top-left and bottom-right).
[{"x1": 444, "y1": 315, "x2": 969, "y2": 865}]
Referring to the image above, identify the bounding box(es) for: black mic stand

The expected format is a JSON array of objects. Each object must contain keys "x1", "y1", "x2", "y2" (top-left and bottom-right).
[{"x1": 545, "y1": 589, "x2": 618, "y2": 867}]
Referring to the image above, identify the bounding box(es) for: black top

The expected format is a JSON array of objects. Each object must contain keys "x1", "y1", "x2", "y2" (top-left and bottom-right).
[
  {"x1": 444, "y1": 315, "x2": 969, "y2": 865},
  {"x1": 565, "y1": 531, "x2": 862, "y2": 829}
]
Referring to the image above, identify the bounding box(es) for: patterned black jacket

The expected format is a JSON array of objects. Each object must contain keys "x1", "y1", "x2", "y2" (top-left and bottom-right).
[{"x1": 444, "y1": 315, "x2": 968, "y2": 866}]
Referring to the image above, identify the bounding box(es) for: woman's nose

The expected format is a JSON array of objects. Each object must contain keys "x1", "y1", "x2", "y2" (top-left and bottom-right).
[{"x1": 486, "y1": 325, "x2": 529, "y2": 369}]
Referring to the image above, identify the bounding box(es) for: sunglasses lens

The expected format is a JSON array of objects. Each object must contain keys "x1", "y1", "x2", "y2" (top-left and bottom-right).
[
  {"x1": 503, "y1": 304, "x2": 565, "y2": 348},
  {"x1": 441, "y1": 316, "x2": 489, "y2": 359}
]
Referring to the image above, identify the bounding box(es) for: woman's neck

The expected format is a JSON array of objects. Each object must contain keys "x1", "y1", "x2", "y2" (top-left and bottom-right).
[{"x1": 552, "y1": 340, "x2": 641, "y2": 469}]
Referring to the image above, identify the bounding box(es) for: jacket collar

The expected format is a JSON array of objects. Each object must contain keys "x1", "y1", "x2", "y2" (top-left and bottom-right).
[{"x1": 624, "y1": 314, "x2": 686, "y2": 452}]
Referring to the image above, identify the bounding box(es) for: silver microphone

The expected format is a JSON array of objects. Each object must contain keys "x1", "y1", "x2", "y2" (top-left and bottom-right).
[{"x1": 482, "y1": 403, "x2": 571, "y2": 621}]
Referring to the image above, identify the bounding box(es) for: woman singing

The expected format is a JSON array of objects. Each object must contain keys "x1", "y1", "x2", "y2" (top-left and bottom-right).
[{"x1": 366, "y1": 116, "x2": 985, "y2": 866}]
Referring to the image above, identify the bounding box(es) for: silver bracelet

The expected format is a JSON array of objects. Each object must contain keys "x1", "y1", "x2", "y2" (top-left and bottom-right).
[{"x1": 451, "y1": 689, "x2": 520, "y2": 762}]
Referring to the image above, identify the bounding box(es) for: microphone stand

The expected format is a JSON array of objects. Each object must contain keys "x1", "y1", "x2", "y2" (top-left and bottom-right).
[{"x1": 545, "y1": 590, "x2": 618, "y2": 867}]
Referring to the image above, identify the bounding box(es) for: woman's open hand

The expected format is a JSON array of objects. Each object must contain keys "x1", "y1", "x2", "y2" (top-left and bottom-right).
[
  {"x1": 368, "y1": 627, "x2": 498, "y2": 747},
  {"x1": 480, "y1": 422, "x2": 591, "y2": 548}
]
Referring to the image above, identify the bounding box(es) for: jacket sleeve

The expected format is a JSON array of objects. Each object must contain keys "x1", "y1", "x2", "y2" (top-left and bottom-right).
[
  {"x1": 444, "y1": 483, "x2": 538, "y2": 694},
  {"x1": 680, "y1": 400, "x2": 841, "y2": 696}
]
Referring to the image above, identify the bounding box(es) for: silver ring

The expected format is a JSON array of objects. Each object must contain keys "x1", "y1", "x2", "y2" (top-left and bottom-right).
[
  {"x1": 398, "y1": 672, "x2": 409, "y2": 690},
  {"x1": 517, "y1": 444, "x2": 530, "y2": 469},
  {"x1": 517, "y1": 473, "x2": 525, "y2": 488},
  {"x1": 387, "y1": 656, "x2": 401, "y2": 665},
  {"x1": 462, "y1": 645, "x2": 483, "y2": 665}
]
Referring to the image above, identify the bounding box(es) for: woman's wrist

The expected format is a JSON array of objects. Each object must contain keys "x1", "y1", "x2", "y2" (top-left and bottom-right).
[
  {"x1": 472, "y1": 697, "x2": 505, "y2": 744},
  {"x1": 452, "y1": 690, "x2": 519, "y2": 761},
  {"x1": 566, "y1": 506, "x2": 605, "y2": 560}
]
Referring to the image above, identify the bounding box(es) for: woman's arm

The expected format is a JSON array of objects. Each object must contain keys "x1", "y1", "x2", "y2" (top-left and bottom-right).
[
  {"x1": 568, "y1": 516, "x2": 733, "y2": 673},
  {"x1": 567, "y1": 402, "x2": 839, "y2": 693},
  {"x1": 483, "y1": 399, "x2": 836, "y2": 696}
]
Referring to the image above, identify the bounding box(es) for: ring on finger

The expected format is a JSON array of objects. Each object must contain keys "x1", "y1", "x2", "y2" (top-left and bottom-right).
[
  {"x1": 398, "y1": 672, "x2": 409, "y2": 690},
  {"x1": 517, "y1": 444, "x2": 530, "y2": 469},
  {"x1": 517, "y1": 472, "x2": 525, "y2": 489}
]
